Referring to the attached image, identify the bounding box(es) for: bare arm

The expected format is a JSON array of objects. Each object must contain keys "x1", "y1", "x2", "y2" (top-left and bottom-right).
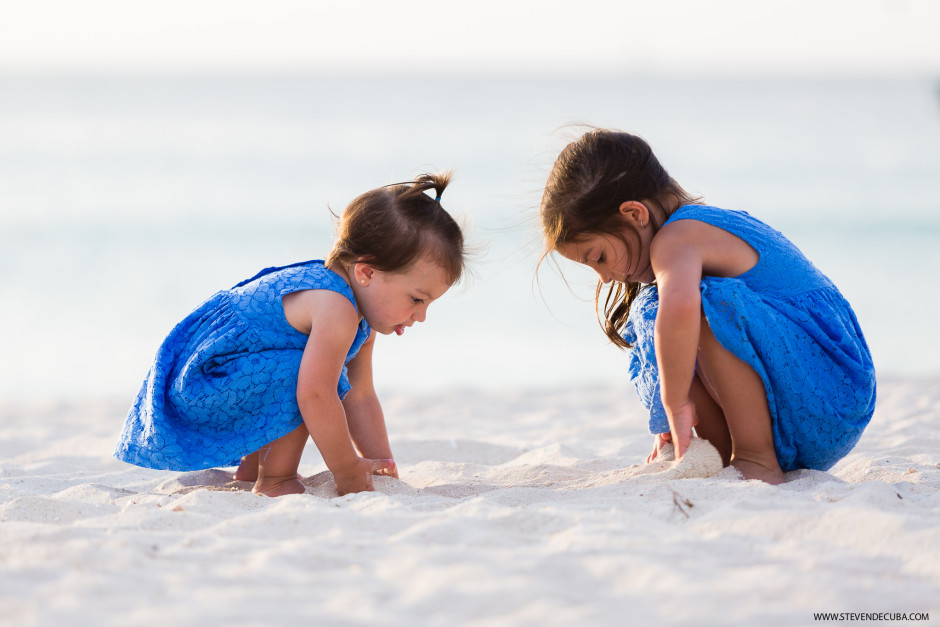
[
  {"x1": 650, "y1": 219, "x2": 760, "y2": 458},
  {"x1": 289, "y1": 290, "x2": 391, "y2": 493},
  {"x1": 651, "y1": 222, "x2": 704, "y2": 458},
  {"x1": 342, "y1": 331, "x2": 398, "y2": 477},
  {"x1": 292, "y1": 291, "x2": 360, "y2": 470}
]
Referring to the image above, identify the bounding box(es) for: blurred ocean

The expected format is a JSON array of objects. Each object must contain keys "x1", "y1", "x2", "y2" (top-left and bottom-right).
[{"x1": 1, "y1": 74, "x2": 939, "y2": 401}]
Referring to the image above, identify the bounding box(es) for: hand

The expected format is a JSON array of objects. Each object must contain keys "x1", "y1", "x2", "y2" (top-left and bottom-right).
[
  {"x1": 372, "y1": 459, "x2": 398, "y2": 479},
  {"x1": 646, "y1": 432, "x2": 672, "y2": 463},
  {"x1": 666, "y1": 401, "x2": 698, "y2": 460},
  {"x1": 332, "y1": 458, "x2": 397, "y2": 496}
]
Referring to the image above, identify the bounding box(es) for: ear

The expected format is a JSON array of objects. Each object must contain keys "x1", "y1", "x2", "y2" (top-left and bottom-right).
[
  {"x1": 352, "y1": 261, "x2": 376, "y2": 286},
  {"x1": 618, "y1": 201, "x2": 650, "y2": 228}
]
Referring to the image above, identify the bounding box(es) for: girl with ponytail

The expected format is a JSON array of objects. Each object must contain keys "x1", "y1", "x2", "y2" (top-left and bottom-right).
[{"x1": 115, "y1": 172, "x2": 466, "y2": 496}]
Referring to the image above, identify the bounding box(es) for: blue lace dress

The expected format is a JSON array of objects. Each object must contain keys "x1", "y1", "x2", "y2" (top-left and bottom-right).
[
  {"x1": 623, "y1": 205, "x2": 876, "y2": 471},
  {"x1": 114, "y1": 260, "x2": 372, "y2": 471}
]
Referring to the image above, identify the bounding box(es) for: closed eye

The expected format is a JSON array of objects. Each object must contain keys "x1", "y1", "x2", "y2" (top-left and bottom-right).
[{"x1": 411, "y1": 297, "x2": 426, "y2": 304}]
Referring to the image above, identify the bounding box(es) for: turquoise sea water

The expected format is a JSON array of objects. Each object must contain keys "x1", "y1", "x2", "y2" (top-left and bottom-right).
[{"x1": 1, "y1": 75, "x2": 938, "y2": 400}]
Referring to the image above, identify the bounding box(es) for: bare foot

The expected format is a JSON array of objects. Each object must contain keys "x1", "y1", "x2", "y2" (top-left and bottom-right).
[
  {"x1": 236, "y1": 467, "x2": 303, "y2": 484},
  {"x1": 234, "y1": 453, "x2": 302, "y2": 484},
  {"x1": 233, "y1": 467, "x2": 258, "y2": 481},
  {"x1": 732, "y1": 459, "x2": 786, "y2": 485},
  {"x1": 233, "y1": 452, "x2": 260, "y2": 482},
  {"x1": 252, "y1": 475, "x2": 306, "y2": 497}
]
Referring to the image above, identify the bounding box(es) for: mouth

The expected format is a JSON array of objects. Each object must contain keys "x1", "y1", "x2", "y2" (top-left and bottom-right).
[{"x1": 394, "y1": 324, "x2": 406, "y2": 336}]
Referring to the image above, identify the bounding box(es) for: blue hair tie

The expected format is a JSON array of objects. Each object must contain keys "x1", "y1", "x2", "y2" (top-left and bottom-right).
[{"x1": 435, "y1": 196, "x2": 442, "y2": 202}]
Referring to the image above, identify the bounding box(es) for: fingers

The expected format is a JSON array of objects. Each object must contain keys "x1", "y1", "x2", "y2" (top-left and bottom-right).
[
  {"x1": 675, "y1": 436, "x2": 691, "y2": 459},
  {"x1": 672, "y1": 426, "x2": 692, "y2": 459},
  {"x1": 371, "y1": 458, "x2": 397, "y2": 476},
  {"x1": 647, "y1": 435, "x2": 660, "y2": 463},
  {"x1": 648, "y1": 433, "x2": 673, "y2": 464},
  {"x1": 670, "y1": 426, "x2": 687, "y2": 459},
  {"x1": 668, "y1": 403, "x2": 697, "y2": 460},
  {"x1": 335, "y1": 458, "x2": 398, "y2": 495}
]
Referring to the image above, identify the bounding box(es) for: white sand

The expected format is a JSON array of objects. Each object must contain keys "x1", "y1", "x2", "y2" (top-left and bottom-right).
[{"x1": 1, "y1": 378, "x2": 938, "y2": 625}]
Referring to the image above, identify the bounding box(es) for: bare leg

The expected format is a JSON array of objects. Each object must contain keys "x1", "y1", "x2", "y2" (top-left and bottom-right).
[
  {"x1": 696, "y1": 315, "x2": 786, "y2": 484},
  {"x1": 689, "y1": 373, "x2": 732, "y2": 466},
  {"x1": 235, "y1": 449, "x2": 304, "y2": 484},
  {"x1": 233, "y1": 451, "x2": 260, "y2": 482},
  {"x1": 253, "y1": 425, "x2": 309, "y2": 497}
]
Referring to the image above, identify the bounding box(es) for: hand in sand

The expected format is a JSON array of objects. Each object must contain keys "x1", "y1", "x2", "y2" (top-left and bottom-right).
[
  {"x1": 372, "y1": 459, "x2": 399, "y2": 479},
  {"x1": 333, "y1": 458, "x2": 397, "y2": 495},
  {"x1": 646, "y1": 432, "x2": 673, "y2": 463},
  {"x1": 666, "y1": 401, "x2": 697, "y2": 460}
]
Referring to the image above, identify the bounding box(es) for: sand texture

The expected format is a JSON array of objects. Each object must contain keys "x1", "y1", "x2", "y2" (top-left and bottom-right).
[{"x1": 1, "y1": 379, "x2": 939, "y2": 625}]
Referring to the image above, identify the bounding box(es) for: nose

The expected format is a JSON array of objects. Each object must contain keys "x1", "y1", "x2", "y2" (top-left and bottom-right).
[
  {"x1": 413, "y1": 304, "x2": 428, "y2": 323},
  {"x1": 597, "y1": 269, "x2": 612, "y2": 284}
]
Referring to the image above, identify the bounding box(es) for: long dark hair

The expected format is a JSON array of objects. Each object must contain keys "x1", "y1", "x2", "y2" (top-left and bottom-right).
[
  {"x1": 327, "y1": 171, "x2": 465, "y2": 285},
  {"x1": 539, "y1": 130, "x2": 701, "y2": 348}
]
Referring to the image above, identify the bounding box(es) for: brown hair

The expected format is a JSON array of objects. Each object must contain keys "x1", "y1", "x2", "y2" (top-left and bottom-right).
[
  {"x1": 539, "y1": 129, "x2": 701, "y2": 349},
  {"x1": 327, "y1": 171, "x2": 465, "y2": 284}
]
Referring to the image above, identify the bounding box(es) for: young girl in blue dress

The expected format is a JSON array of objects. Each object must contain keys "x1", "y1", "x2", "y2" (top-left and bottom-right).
[
  {"x1": 115, "y1": 173, "x2": 465, "y2": 497},
  {"x1": 540, "y1": 130, "x2": 876, "y2": 484}
]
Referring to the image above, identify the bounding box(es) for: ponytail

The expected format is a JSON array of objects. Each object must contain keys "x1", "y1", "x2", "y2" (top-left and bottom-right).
[{"x1": 327, "y1": 171, "x2": 465, "y2": 284}]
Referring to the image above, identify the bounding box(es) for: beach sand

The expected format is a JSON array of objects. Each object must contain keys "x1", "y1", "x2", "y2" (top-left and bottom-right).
[{"x1": 1, "y1": 378, "x2": 938, "y2": 626}]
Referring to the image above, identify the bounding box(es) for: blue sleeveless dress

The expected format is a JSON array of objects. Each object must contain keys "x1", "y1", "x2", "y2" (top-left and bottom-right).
[
  {"x1": 114, "y1": 260, "x2": 372, "y2": 471},
  {"x1": 623, "y1": 205, "x2": 876, "y2": 471}
]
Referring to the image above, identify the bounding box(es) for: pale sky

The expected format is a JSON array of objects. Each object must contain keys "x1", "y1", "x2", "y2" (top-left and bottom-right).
[{"x1": 1, "y1": 0, "x2": 938, "y2": 75}]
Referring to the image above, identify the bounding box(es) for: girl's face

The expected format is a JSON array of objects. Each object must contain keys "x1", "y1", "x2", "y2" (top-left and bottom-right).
[
  {"x1": 353, "y1": 257, "x2": 453, "y2": 336},
  {"x1": 555, "y1": 228, "x2": 654, "y2": 285},
  {"x1": 554, "y1": 201, "x2": 655, "y2": 285}
]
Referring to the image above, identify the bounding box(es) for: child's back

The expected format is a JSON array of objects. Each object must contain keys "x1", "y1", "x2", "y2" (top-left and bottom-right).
[
  {"x1": 115, "y1": 260, "x2": 370, "y2": 471},
  {"x1": 540, "y1": 129, "x2": 876, "y2": 482},
  {"x1": 625, "y1": 205, "x2": 875, "y2": 471},
  {"x1": 115, "y1": 172, "x2": 466, "y2": 496}
]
